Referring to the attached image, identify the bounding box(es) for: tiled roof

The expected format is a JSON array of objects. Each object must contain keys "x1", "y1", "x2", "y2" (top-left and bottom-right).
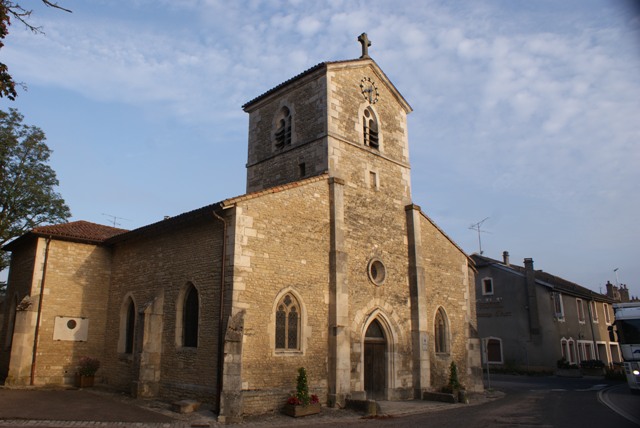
[
  {"x1": 107, "y1": 174, "x2": 330, "y2": 244},
  {"x1": 4, "y1": 220, "x2": 128, "y2": 251},
  {"x1": 241, "y1": 57, "x2": 412, "y2": 114},
  {"x1": 471, "y1": 253, "x2": 613, "y2": 302},
  {"x1": 31, "y1": 221, "x2": 128, "y2": 242},
  {"x1": 242, "y1": 59, "x2": 367, "y2": 110}
]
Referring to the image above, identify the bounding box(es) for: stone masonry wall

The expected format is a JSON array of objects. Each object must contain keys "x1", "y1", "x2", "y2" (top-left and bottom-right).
[
  {"x1": 245, "y1": 72, "x2": 328, "y2": 193},
  {"x1": 326, "y1": 61, "x2": 414, "y2": 397},
  {"x1": 0, "y1": 239, "x2": 37, "y2": 381},
  {"x1": 32, "y1": 239, "x2": 112, "y2": 385},
  {"x1": 419, "y1": 214, "x2": 482, "y2": 391},
  {"x1": 104, "y1": 218, "x2": 223, "y2": 405},
  {"x1": 230, "y1": 177, "x2": 331, "y2": 415}
]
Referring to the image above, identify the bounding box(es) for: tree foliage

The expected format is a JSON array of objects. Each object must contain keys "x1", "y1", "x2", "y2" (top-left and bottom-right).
[
  {"x1": 0, "y1": 108, "x2": 71, "y2": 271},
  {"x1": 0, "y1": 1, "x2": 71, "y2": 100}
]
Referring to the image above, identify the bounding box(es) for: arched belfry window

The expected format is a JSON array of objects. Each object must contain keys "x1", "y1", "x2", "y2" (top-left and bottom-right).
[
  {"x1": 125, "y1": 298, "x2": 136, "y2": 354},
  {"x1": 275, "y1": 106, "x2": 292, "y2": 148},
  {"x1": 183, "y1": 284, "x2": 199, "y2": 348},
  {"x1": 275, "y1": 293, "x2": 300, "y2": 350},
  {"x1": 435, "y1": 307, "x2": 449, "y2": 354},
  {"x1": 363, "y1": 107, "x2": 379, "y2": 149}
]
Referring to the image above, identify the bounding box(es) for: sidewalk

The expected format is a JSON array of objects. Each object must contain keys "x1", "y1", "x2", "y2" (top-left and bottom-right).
[{"x1": 0, "y1": 386, "x2": 504, "y2": 427}]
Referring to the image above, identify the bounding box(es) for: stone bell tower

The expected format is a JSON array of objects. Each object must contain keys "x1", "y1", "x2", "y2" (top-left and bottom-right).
[
  {"x1": 242, "y1": 33, "x2": 413, "y2": 205},
  {"x1": 242, "y1": 34, "x2": 418, "y2": 406}
]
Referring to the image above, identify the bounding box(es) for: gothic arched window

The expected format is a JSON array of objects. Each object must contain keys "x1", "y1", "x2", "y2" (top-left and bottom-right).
[
  {"x1": 125, "y1": 298, "x2": 136, "y2": 354},
  {"x1": 275, "y1": 106, "x2": 292, "y2": 148},
  {"x1": 275, "y1": 293, "x2": 300, "y2": 350},
  {"x1": 435, "y1": 307, "x2": 449, "y2": 354},
  {"x1": 363, "y1": 107, "x2": 379, "y2": 149},
  {"x1": 183, "y1": 284, "x2": 199, "y2": 348}
]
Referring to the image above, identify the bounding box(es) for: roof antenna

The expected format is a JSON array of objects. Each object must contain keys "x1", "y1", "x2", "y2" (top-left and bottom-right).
[
  {"x1": 102, "y1": 213, "x2": 129, "y2": 228},
  {"x1": 469, "y1": 217, "x2": 490, "y2": 255}
]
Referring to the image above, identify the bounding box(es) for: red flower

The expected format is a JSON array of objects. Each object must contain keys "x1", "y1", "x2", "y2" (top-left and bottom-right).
[{"x1": 287, "y1": 396, "x2": 301, "y2": 406}]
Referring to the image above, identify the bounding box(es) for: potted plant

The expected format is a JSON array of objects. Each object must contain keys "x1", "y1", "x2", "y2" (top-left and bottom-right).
[
  {"x1": 75, "y1": 356, "x2": 100, "y2": 388},
  {"x1": 441, "y1": 361, "x2": 467, "y2": 403},
  {"x1": 283, "y1": 367, "x2": 320, "y2": 417}
]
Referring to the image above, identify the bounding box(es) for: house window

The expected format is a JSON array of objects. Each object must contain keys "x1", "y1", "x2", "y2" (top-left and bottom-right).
[
  {"x1": 568, "y1": 339, "x2": 576, "y2": 364},
  {"x1": 591, "y1": 301, "x2": 598, "y2": 323},
  {"x1": 576, "y1": 298, "x2": 585, "y2": 324},
  {"x1": 609, "y1": 343, "x2": 622, "y2": 363},
  {"x1": 183, "y1": 284, "x2": 199, "y2": 348},
  {"x1": 553, "y1": 292, "x2": 565, "y2": 321},
  {"x1": 434, "y1": 307, "x2": 449, "y2": 354},
  {"x1": 604, "y1": 303, "x2": 611, "y2": 325},
  {"x1": 484, "y1": 337, "x2": 503, "y2": 364},
  {"x1": 275, "y1": 106, "x2": 292, "y2": 148},
  {"x1": 561, "y1": 338, "x2": 568, "y2": 361},
  {"x1": 584, "y1": 342, "x2": 594, "y2": 360},
  {"x1": 275, "y1": 293, "x2": 300, "y2": 350},
  {"x1": 577, "y1": 341, "x2": 595, "y2": 363},
  {"x1": 363, "y1": 107, "x2": 379, "y2": 149},
  {"x1": 298, "y1": 162, "x2": 306, "y2": 177},
  {"x1": 482, "y1": 277, "x2": 493, "y2": 295}
]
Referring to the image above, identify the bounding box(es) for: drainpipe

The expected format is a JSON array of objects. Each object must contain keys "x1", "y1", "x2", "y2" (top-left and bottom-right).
[
  {"x1": 212, "y1": 209, "x2": 227, "y2": 414},
  {"x1": 587, "y1": 298, "x2": 598, "y2": 359},
  {"x1": 30, "y1": 237, "x2": 51, "y2": 385}
]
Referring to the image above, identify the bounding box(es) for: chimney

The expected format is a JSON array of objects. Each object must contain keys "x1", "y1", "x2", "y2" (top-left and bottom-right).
[
  {"x1": 523, "y1": 258, "x2": 541, "y2": 340},
  {"x1": 503, "y1": 251, "x2": 510, "y2": 266},
  {"x1": 619, "y1": 285, "x2": 630, "y2": 303}
]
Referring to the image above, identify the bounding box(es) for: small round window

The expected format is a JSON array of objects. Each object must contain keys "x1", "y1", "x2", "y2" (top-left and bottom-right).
[
  {"x1": 368, "y1": 259, "x2": 386, "y2": 286},
  {"x1": 66, "y1": 319, "x2": 77, "y2": 330}
]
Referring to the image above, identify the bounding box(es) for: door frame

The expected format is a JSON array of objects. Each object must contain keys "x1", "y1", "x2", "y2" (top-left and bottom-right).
[{"x1": 361, "y1": 312, "x2": 395, "y2": 400}]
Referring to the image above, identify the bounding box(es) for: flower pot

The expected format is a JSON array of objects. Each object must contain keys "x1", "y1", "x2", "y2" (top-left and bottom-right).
[
  {"x1": 75, "y1": 374, "x2": 95, "y2": 388},
  {"x1": 283, "y1": 402, "x2": 321, "y2": 417}
]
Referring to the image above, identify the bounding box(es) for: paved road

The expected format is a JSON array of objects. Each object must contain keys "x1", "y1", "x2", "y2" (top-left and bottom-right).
[
  {"x1": 294, "y1": 375, "x2": 639, "y2": 428},
  {"x1": 0, "y1": 375, "x2": 637, "y2": 427}
]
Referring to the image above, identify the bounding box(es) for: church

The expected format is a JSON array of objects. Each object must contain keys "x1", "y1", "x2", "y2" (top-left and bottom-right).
[{"x1": 0, "y1": 35, "x2": 483, "y2": 422}]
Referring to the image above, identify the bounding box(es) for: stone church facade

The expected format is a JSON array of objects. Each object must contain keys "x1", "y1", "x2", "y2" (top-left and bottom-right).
[{"x1": 1, "y1": 38, "x2": 483, "y2": 421}]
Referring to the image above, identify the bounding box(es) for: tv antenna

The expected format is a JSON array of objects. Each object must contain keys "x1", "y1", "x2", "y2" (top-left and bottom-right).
[
  {"x1": 102, "y1": 213, "x2": 129, "y2": 228},
  {"x1": 469, "y1": 217, "x2": 490, "y2": 255}
]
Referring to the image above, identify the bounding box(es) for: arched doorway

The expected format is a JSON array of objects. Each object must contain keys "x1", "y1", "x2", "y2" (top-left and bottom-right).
[{"x1": 364, "y1": 319, "x2": 387, "y2": 400}]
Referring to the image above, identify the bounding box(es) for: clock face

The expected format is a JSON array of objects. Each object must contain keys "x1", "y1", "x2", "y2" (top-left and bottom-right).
[{"x1": 360, "y1": 77, "x2": 379, "y2": 104}]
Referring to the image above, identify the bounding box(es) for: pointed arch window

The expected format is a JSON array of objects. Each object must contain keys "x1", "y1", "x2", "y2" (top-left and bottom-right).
[
  {"x1": 118, "y1": 296, "x2": 136, "y2": 354},
  {"x1": 183, "y1": 284, "x2": 199, "y2": 348},
  {"x1": 435, "y1": 307, "x2": 449, "y2": 354},
  {"x1": 125, "y1": 298, "x2": 136, "y2": 354},
  {"x1": 275, "y1": 106, "x2": 292, "y2": 148},
  {"x1": 363, "y1": 107, "x2": 379, "y2": 149},
  {"x1": 275, "y1": 293, "x2": 300, "y2": 350}
]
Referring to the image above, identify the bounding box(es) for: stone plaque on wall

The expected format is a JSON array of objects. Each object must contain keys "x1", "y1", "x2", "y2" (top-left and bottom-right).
[{"x1": 53, "y1": 316, "x2": 89, "y2": 341}]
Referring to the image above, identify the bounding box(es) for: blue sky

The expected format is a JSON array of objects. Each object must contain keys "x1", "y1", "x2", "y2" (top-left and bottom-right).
[{"x1": 2, "y1": 0, "x2": 639, "y2": 298}]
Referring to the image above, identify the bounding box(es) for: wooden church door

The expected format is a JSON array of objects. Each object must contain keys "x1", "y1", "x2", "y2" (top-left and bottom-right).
[{"x1": 364, "y1": 319, "x2": 387, "y2": 400}]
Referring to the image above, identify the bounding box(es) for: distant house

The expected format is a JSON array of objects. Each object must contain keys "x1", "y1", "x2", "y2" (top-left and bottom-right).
[
  {"x1": 604, "y1": 281, "x2": 639, "y2": 303},
  {"x1": 471, "y1": 252, "x2": 621, "y2": 372}
]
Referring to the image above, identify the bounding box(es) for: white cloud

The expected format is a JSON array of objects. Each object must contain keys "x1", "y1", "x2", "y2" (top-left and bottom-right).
[{"x1": 3, "y1": 0, "x2": 639, "y2": 295}]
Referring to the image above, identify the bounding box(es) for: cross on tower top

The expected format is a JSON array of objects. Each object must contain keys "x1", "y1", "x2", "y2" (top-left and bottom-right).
[{"x1": 358, "y1": 33, "x2": 371, "y2": 59}]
